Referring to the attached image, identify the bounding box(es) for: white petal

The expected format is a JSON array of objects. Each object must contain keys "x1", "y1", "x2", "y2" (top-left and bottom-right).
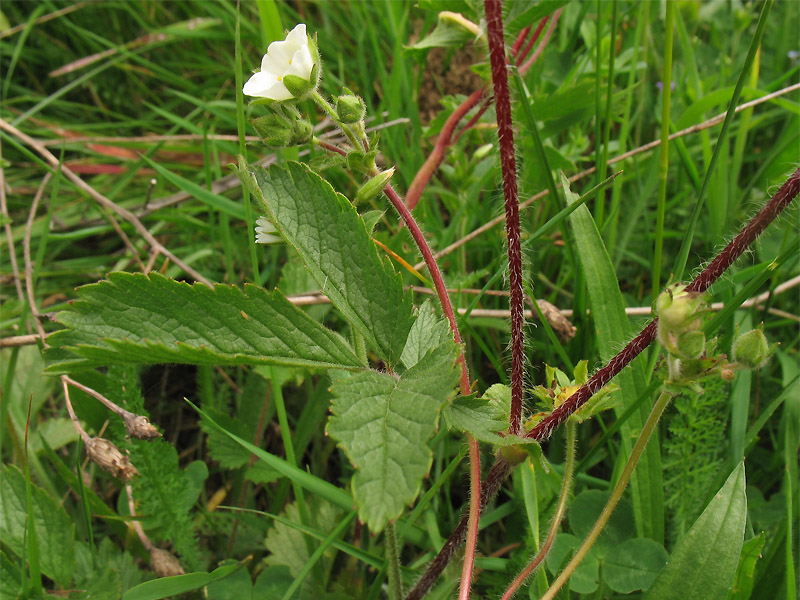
[
  {"x1": 286, "y1": 44, "x2": 314, "y2": 80},
  {"x1": 255, "y1": 216, "x2": 277, "y2": 232},
  {"x1": 243, "y1": 72, "x2": 293, "y2": 100},
  {"x1": 263, "y1": 39, "x2": 294, "y2": 72},
  {"x1": 284, "y1": 24, "x2": 307, "y2": 49},
  {"x1": 256, "y1": 232, "x2": 283, "y2": 244}
]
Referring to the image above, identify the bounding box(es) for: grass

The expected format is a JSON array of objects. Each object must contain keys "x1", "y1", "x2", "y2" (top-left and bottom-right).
[{"x1": 1, "y1": 1, "x2": 798, "y2": 598}]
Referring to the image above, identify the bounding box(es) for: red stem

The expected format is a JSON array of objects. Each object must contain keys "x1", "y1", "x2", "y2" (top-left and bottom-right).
[
  {"x1": 519, "y1": 10, "x2": 561, "y2": 73},
  {"x1": 515, "y1": 16, "x2": 548, "y2": 65},
  {"x1": 404, "y1": 167, "x2": 800, "y2": 599},
  {"x1": 485, "y1": 0, "x2": 525, "y2": 436}
]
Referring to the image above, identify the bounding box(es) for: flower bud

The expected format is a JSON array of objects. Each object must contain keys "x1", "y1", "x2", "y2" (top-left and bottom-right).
[
  {"x1": 356, "y1": 168, "x2": 395, "y2": 203},
  {"x1": 656, "y1": 283, "x2": 707, "y2": 358},
  {"x1": 336, "y1": 93, "x2": 366, "y2": 124},
  {"x1": 149, "y1": 547, "x2": 185, "y2": 578},
  {"x1": 500, "y1": 444, "x2": 529, "y2": 466},
  {"x1": 732, "y1": 328, "x2": 772, "y2": 369},
  {"x1": 250, "y1": 114, "x2": 311, "y2": 147},
  {"x1": 85, "y1": 437, "x2": 138, "y2": 481}
]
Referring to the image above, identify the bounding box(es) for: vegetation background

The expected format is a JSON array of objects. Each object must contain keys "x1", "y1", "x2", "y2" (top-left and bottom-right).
[{"x1": 0, "y1": 0, "x2": 797, "y2": 598}]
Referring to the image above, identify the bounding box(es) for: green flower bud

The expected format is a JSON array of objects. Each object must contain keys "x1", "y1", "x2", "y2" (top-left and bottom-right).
[
  {"x1": 656, "y1": 283, "x2": 707, "y2": 357},
  {"x1": 675, "y1": 330, "x2": 706, "y2": 360},
  {"x1": 336, "y1": 93, "x2": 366, "y2": 124},
  {"x1": 500, "y1": 444, "x2": 529, "y2": 466},
  {"x1": 356, "y1": 168, "x2": 395, "y2": 203},
  {"x1": 732, "y1": 328, "x2": 772, "y2": 369},
  {"x1": 250, "y1": 114, "x2": 312, "y2": 147}
]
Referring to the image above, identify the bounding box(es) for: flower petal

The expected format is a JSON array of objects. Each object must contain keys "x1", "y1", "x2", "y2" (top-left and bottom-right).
[
  {"x1": 286, "y1": 44, "x2": 314, "y2": 80},
  {"x1": 243, "y1": 72, "x2": 293, "y2": 100},
  {"x1": 284, "y1": 24, "x2": 307, "y2": 48}
]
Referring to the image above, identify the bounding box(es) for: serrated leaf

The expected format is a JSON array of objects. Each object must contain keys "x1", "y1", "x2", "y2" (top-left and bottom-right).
[
  {"x1": 327, "y1": 343, "x2": 460, "y2": 531},
  {"x1": 45, "y1": 272, "x2": 361, "y2": 373},
  {"x1": 400, "y1": 300, "x2": 453, "y2": 370},
  {"x1": 0, "y1": 465, "x2": 75, "y2": 587},
  {"x1": 248, "y1": 162, "x2": 413, "y2": 365},
  {"x1": 644, "y1": 462, "x2": 747, "y2": 600},
  {"x1": 443, "y1": 384, "x2": 522, "y2": 446}
]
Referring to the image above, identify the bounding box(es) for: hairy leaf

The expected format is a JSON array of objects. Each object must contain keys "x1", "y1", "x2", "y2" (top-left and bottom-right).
[
  {"x1": 327, "y1": 343, "x2": 460, "y2": 531},
  {"x1": 0, "y1": 465, "x2": 75, "y2": 588},
  {"x1": 248, "y1": 162, "x2": 414, "y2": 365},
  {"x1": 400, "y1": 300, "x2": 452, "y2": 370},
  {"x1": 45, "y1": 272, "x2": 361, "y2": 372}
]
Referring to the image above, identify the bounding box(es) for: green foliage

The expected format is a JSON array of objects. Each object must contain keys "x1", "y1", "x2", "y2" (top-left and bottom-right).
[
  {"x1": 0, "y1": 465, "x2": 75, "y2": 588},
  {"x1": 247, "y1": 161, "x2": 414, "y2": 366},
  {"x1": 663, "y1": 377, "x2": 730, "y2": 544},
  {"x1": 327, "y1": 342, "x2": 460, "y2": 531},
  {"x1": 45, "y1": 272, "x2": 362, "y2": 372},
  {"x1": 547, "y1": 490, "x2": 668, "y2": 594},
  {"x1": 645, "y1": 463, "x2": 747, "y2": 600}
]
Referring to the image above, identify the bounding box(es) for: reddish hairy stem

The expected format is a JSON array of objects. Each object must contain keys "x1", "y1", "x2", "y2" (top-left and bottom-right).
[
  {"x1": 404, "y1": 167, "x2": 800, "y2": 599},
  {"x1": 485, "y1": 0, "x2": 525, "y2": 435},
  {"x1": 383, "y1": 183, "x2": 472, "y2": 395},
  {"x1": 515, "y1": 16, "x2": 548, "y2": 65},
  {"x1": 405, "y1": 89, "x2": 486, "y2": 211},
  {"x1": 404, "y1": 17, "x2": 552, "y2": 211},
  {"x1": 519, "y1": 10, "x2": 561, "y2": 73},
  {"x1": 458, "y1": 435, "x2": 482, "y2": 600}
]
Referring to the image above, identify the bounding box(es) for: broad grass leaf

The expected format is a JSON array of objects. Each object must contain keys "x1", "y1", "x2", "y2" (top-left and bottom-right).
[
  {"x1": 122, "y1": 562, "x2": 242, "y2": 600},
  {"x1": 327, "y1": 342, "x2": 460, "y2": 532},
  {"x1": 644, "y1": 462, "x2": 747, "y2": 600},
  {"x1": 45, "y1": 272, "x2": 362, "y2": 372},
  {"x1": 564, "y1": 173, "x2": 664, "y2": 541},
  {"x1": 248, "y1": 162, "x2": 414, "y2": 366},
  {"x1": 0, "y1": 465, "x2": 75, "y2": 588},
  {"x1": 727, "y1": 532, "x2": 765, "y2": 600}
]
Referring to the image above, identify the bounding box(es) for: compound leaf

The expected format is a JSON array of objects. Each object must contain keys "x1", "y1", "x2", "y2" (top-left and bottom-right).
[{"x1": 45, "y1": 272, "x2": 361, "y2": 372}]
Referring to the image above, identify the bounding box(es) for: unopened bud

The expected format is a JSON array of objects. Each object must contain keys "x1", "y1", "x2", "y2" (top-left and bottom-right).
[
  {"x1": 149, "y1": 547, "x2": 185, "y2": 578},
  {"x1": 500, "y1": 444, "x2": 529, "y2": 466},
  {"x1": 85, "y1": 437, "x2": 138, "y2": 481},
  {"x1": 356, "y1": 168, "x2": 395, "y2": 203},
  {"x1": 732, "y1": 328, "x2": 772, "y2": 369},
  {"x1": 657, "y1": 283, "x2": 707, "y2": 358},
  {"x1": 122, "y1": 413, "x2": 161, "y2": 440},
  {"x1": 336, "y1": 94, "x2": 366, "y2": 124},
  {"x1": 250, "y1": 114, "x2": 311, "y2": 147}
]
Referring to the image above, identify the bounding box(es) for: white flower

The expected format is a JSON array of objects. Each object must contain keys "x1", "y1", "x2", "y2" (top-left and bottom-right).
[
  {"x1": 243, "y1": 24, "x2": 317, "y2": 101},
  {"x1": 255, "y1": 216, "x2": 282, "y2": 244}
]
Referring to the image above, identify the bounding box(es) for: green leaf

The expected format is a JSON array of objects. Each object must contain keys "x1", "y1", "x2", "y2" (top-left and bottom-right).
[
  {"x1": 546, "y1": 533, "x2": 599, "y2": 593},
  {"x1": 407, "y1": 15, "x2": 476, "y2": 51},
  {"x1": 253, "y1": 566, "x2": 297, "y2": 600},
  {"x1": 564, "y1": 174, "x2": 664, "y2": 542},
  {"x1": 442, "y1": 384, "x2": 531, "y2": 447},
  {"x1": 45, "y1": 272, "x2": 361, "y2": 372},
  {"x1": 568, "y1": 490, "x2": 635, "y2": 549},
  {"x1": 400, "y1": 300, "x2": 453, "y2": 370},
  {"x1": 327, "y1": 343, "x2": 460, "y2": 531},
  {"x1": 727, "y1": 532, "x2": 765, "y2": 600},
  {"x1": 644, "y1": 462, "x2": 747, "y2": 600},
  {"x1": 0, "y1": 465, "x2": 75, "y2": 588},
  {"x1": 248, "y1": 162, "x2": 414, "y2": 365},
  {"x1": 122, "y1": 562, "x2": 242, "y2": 600},
  {"x1": 603, "y1": 538, "x2": 669, "y2": 593}
]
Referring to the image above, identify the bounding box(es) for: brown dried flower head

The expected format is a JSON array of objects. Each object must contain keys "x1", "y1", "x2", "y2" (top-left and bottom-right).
[
  {"x1": 149, "y1": 547, "x2": 185, "y2": 578},
  {"x1": 122, "y1": 413, "x2": 161, "y2": 440},
  {"x1": 85, "y1": 437, "x2": 139, "y2": 481}
]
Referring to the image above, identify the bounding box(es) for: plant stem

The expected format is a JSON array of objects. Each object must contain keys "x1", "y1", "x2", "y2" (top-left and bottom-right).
[
  {"x1": 386, "y1": 521, "x2": 403, "y2": 600},
  {"x1": 459, "y1": 434, "x2": 482, "y2": 600},
  {"x1": 540, "y1": 390, "x2": 673, "y2": 600},
  {"x1": 500, "y1": 419, "x2": 576, "y2": 600},
  {"x1": 404, "y1": 167, "x2": 800, "y2": 600},
  {"x1": 485, "y1": 0, "x2": 525, "y2": 435}
]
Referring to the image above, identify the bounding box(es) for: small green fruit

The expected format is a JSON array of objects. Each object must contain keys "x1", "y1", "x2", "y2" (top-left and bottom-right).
[{"x1": 732, "y1": 328, "x2": 771, "y2": 369}]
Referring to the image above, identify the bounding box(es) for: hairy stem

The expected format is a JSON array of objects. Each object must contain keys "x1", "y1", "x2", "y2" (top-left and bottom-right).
[
  {"x1": 485, "y1": 0, "x2": 525, "y2": 435},
  {"x1": 541, "y1": 390, "x2": 673, "y2": 600},
  {"x1": 500, "y1": 419, "x2": 576, "y2": 600},
  {"x1": 386, "y1": 522, "x2": 403, "y2": 600},
  {"x1": 459, "y1": 434, "x2": 482, "y2": 600},
  {"x1": 404, "y1": 167, "x2": 800, "y2": 600}
]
